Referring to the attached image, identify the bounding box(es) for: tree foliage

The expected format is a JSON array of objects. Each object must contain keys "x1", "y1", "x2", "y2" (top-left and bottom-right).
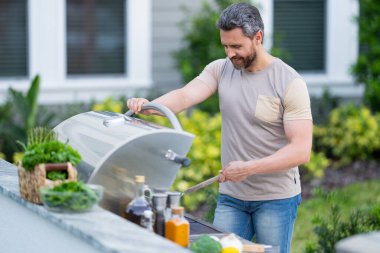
[
  {"x1": 173, "y1": 0, "x2": 246, "y2": 113},
  {"x1": 174, "y1": 0, "x2": 244, "y2": 83},
  {"x1": 352, "y1": 0, "x2": 380, "y2": 112}
]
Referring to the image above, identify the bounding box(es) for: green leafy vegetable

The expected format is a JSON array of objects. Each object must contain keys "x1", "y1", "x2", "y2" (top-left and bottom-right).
[
  {"x1": 21, "y1": 140, "x2": 81, "y2": 171},
  {"x1": 40, "y1": 181, "x2": 101, "y2": 212},
  {"x1": 190, "y1": 235, "x2": 222, "y2": 253},
  {"x1": 27, "y1": 127, "x2": 57, "y2": 147},
  {"x1": 46, "y1": 171, "x2": 68, "y2": 181}
]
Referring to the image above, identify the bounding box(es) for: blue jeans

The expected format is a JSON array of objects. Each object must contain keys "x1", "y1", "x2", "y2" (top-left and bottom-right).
[{"x1": 213, "y1": 194, "x2": 301, "y2": 253}]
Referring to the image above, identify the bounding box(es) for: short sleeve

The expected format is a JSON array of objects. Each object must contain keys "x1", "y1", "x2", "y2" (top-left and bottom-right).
[
  {"x1": 283, "y1": 78, "x2": 313, "y2": 121},
  {"x1": 195, "y1": 59, "x2": 226, "y2": 93}
]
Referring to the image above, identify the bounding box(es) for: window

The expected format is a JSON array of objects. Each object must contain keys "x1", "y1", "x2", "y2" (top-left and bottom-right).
[
  {"x1": 273, "y1": 0, "x2": 326, "y2": 72},
  {"x1": 0, "y1": 0, "x2": 28, "y2": 78},
  {"x1": 66, "y1": 0, "x2": 126, "y2": 75},
  {"x1": 0, "y1": 0, "x2": 151, "y2": 104}
]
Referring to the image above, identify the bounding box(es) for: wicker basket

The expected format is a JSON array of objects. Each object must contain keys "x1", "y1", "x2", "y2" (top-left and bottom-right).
[{"x1": 18, "y1": 162, "x2": 77, "y2": 204}]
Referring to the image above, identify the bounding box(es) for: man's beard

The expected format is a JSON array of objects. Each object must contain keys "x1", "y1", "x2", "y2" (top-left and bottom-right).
[{"x1": 230, "y1": 52, "x2": 257, "y2": 70}]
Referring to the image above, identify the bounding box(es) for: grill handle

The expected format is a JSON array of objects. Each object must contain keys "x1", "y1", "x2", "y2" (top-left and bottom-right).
[{"x1": 125, "y1": 102, "x2": 183, "y2": 131}]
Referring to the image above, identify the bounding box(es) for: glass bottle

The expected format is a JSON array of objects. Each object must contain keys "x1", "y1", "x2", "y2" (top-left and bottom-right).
[
  {"x1": 152, "y1": 193, "x2": 167, "y2": 236},
  {"x1": 124, "y1": 175, "x2": 152, "y2": 226},
  {"x1": 165, "y1": 191, "x2": 181, "y2": 221},
  {"x1": 165, "y1": 206, "x2": 189, "y2": 247},
  {"x1": 141, "y1": 210, "x2": 154, "y2": 232}
]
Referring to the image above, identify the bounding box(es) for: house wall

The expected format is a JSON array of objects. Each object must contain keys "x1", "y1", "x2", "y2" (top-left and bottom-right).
[
  {"x1": 151, "y1": 0, "x2": 203, "y2": 93},
  {"x1": 0, "y1": 0, "x2": 152, "y2": 105},
  {"x1": 152, "y1": 0, "x2": 362, "y2": 100},
  {"x1": 0, "y1": 0, "x2": 362, "y2": 104}
]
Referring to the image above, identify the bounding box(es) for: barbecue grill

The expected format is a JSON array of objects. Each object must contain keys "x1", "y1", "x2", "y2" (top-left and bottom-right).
[{"x1": 54, "y1": 102, "x2": 194, "y2": 216}]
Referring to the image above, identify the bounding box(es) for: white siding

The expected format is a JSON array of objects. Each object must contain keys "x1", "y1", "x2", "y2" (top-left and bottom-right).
[
  {"x1": 152, "y1": 0, "x2": 203, "y2": 91},
  {"x1": 0, "y1": 0, "x2": 362, "y2": 104}
]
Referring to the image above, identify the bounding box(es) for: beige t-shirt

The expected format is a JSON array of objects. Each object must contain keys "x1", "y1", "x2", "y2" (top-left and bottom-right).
[{"x1": 196, "y1": 58, "x2": 312, "y2": 201}]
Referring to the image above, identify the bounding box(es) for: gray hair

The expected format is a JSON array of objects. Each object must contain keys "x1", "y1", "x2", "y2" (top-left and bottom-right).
[{"x1": 216, "y1": 3, "x2": 264, "y2": 42}]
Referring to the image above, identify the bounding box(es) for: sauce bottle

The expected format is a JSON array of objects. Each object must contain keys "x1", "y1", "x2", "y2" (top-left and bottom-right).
[
  {"x1": 152, "y1": 193, "x2": 167, "y2": 236},
  {"x1": 165, "y1": 206, "x2": 189, "y2": 247},
  {"x1": 124, "y1": 175, "x2": 152, "y2": 226}
]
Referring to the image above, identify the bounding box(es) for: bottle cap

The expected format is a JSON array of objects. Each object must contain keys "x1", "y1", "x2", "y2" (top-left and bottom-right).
[
  {"x1": 166, "y1": 191, "x2": 181, "y2": 208},
  {"x1": 135, "y1": 175, "x2": 145, "y2": 183},
  {"x1": 171, "y1": 206, "x2": 184, "y2": 214},
  {"x1": 152, "y1": 193, "x2": 168, "y2": 211}
]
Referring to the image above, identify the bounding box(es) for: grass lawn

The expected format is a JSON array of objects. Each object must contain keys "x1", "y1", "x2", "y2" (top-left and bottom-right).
[{"x1": 292, "y1": 180, "x2": 380, "y2": 253}]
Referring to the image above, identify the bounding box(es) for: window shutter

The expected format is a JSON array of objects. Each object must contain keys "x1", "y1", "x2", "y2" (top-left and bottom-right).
[
  {"x1": 66, "y1": 0, "x2": 126, "y2": 75},
  {"x1": 0, "y1": 0, "x2": 28, "y2": 78},
  {"x1": 273, "y1": 0, "x2": 326, "y2": 72}
]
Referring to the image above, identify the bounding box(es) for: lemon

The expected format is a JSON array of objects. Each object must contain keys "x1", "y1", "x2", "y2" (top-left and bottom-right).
[
  {"x1": 221, "y1": 246, "x2": 240, "y2": 253},
  {"x1": 220, "y1": 234, "x2": 243, "y2": 252}
]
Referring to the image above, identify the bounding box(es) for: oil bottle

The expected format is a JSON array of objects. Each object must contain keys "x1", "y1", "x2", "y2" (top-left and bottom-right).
[{"x1": 124, "y1": 175, "x2": 152, "y2": 226}]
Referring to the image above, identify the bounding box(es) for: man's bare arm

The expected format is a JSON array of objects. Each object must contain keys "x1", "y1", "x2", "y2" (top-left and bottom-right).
[
  {"x1": 221, "y1": 119, "x2": 313, "y2": 182},
  {"x1": 127, "y1": 78, "x2": 215, "y2": 114},
  {"x1": 153, "y1": 79, "x2": 215, "y2": 114}
]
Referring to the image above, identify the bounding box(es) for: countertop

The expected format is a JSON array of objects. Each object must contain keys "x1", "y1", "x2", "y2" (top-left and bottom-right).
[{"x1": 0, "y1": 159, "x2": 189, "y2": 253}]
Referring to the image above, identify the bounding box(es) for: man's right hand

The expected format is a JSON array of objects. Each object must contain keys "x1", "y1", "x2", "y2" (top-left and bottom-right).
[{"x1": 126, "y1": 98, "x2": 150, "y2": 114}]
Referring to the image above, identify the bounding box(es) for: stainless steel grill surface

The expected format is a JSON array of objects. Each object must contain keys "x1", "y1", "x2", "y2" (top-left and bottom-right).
[{"x1": 54, "y1": 103, "x2": 194, "y2": 216}]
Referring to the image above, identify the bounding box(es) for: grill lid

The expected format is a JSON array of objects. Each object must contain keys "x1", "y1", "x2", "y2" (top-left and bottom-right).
[{"x1": 54, "y1": 102, "x2": 194, "y2": 216}]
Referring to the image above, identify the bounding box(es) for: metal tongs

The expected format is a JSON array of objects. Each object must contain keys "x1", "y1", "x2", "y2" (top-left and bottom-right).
[{"x1": 183, "y1": 175, "x2": 220, "y2": 194}]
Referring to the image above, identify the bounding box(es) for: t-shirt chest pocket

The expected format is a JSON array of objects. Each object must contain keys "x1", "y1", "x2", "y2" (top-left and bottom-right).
[{"x1": 255, "y1": 95, "x2": 281, "y2": 122}]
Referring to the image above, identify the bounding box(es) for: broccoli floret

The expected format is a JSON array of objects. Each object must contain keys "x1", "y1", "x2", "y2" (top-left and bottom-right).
[{"x1": 190, "y1": 235, "x2": 222, "y2": 253}]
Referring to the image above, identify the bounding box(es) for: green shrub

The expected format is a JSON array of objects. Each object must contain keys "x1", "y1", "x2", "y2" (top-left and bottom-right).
[
  {"x1": 0, "y1": 75, "x2": 57, "y2": 162},
  {"x1": 312, "y1": 125, "x2": 328, "y2": 155},
  {"x1": 304, "y1": 203, "x2": 380, "y2": 253},
  {"x1": 300, "y1": 151, "x2": 330, "y2": 180},
  {"x1": 0, "y1": 76, "x2": 40, "y2": 160},
  {"x1": 317, "y1": 105, "x2": 380, "y2": 166},
  {"x1": 310, "y1": 89, "x2": 340, "y2": 125},
  {"x1": 92, "y1": 96, "x2": 124, "y2": 113}
]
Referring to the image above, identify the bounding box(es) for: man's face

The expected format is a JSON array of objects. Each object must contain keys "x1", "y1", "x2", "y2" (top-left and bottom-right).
[{"x1": 220, "y1": 28, "x2": 257, "y2": 70}]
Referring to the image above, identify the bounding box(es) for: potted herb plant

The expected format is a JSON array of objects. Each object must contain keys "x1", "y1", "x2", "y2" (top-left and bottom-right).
[{"x1": 17, "y1": 127, "x2": 81, "y2": 204}]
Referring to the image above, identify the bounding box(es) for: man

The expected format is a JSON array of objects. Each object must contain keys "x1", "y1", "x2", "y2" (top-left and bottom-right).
[{"x1": 127, "y1": 3, "x2": 312, "y2": 253}]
